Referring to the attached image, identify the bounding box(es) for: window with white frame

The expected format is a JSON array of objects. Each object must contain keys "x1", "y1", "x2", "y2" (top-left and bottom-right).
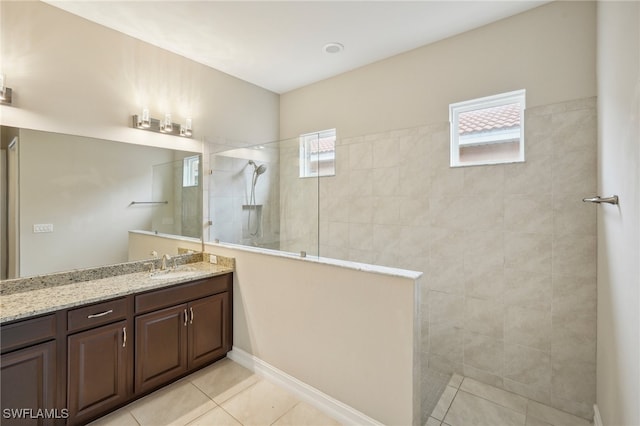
[
  {"x1": 450, "y1": 89, "x2": 525, "y2": 167},
  {"x1": 182, "y1": 155, "x2": 200, "y2": 187},
  {"x1": 299, "y1": 128, "x2": 336, "y2": 178}
]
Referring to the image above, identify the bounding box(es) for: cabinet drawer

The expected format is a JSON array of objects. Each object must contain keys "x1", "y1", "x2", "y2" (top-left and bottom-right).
[
  {"x1": 135, "y1": 274, "x2": 231, "y2": 314},
  {"x1": 68, "y1": 298, "x2": 127, "y2": 333},
  {"x1": 1, "y1": 314, "x2": 56, "y2": 354}
]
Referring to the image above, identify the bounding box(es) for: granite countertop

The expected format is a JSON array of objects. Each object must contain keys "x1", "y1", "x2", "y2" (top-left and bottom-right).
[{"x1": 0, "y1": 261, "x2": 233, "y2": 324}]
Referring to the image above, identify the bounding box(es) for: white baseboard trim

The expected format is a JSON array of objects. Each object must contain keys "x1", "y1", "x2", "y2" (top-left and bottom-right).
[
  {"x1": 227, "y1": 347, "x2": 383, "y2": 426},
  {"x1": 593, "y1": 404, "x2": 603, "y2": 426}
]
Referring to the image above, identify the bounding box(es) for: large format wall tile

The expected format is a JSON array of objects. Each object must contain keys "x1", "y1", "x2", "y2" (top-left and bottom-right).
[
  {"x1": 463, "y1": 166, "x2": 505, "y2": 195},
  {"x1": 463, "y1": 332, "x2": 504, "y2": 376},
  {"x1": 551, "y1": 148, "x2": 597, "y2": 196},
  {"x1": 504, "y1": 160, "x2": 552, "y2": 195},
  {"x1": 279, "y1": 97, "x2": 597, "y2": 420},
  {"x1": 504, "y1": 194, "x2": 553, "y2": 234},
  {"x1": 503, "y1": 268, "x2": 552, "y2": 312},
  {"x1": 504, "y1": 306, "x2": 552, "y2": 351},
  {"x1": 464, "y1": 297, "x2": 504, "y2": 338},
  {"x1": 504, "y1": 232, "x2": 553, "y2": 273},
  {"x1": 503, "y1": 344, "x2": 552, "y2": 395},
  {"x1": 552, "y1": 235, "x2": 597, "y2": 278}
]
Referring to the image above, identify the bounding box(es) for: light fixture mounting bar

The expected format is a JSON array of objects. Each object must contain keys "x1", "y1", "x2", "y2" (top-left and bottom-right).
[{"x1": 132, "y1": 114, "x2": 192, "y2": 138}]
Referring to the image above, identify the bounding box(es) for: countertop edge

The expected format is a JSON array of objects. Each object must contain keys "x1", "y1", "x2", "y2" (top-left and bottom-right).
[{"x1": 0, "y1": 265, "x2": 233, "y2": 325}]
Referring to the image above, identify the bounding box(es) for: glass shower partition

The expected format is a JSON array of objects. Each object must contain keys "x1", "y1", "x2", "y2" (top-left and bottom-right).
[
  {"x1": 151, "y1": 155, "x2": 203, "y2": 239},
  {"x1": 206, "y1": 136, "x2": 320, "y2": 257}
]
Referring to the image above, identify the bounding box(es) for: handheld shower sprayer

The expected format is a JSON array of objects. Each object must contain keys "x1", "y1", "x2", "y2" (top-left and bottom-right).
[
  {"x1": 247, "y1": 160, "x2": 268, "y2": 237},
  {"x1": 248, "y1": 160, "x2": 267, "y2": 185}
]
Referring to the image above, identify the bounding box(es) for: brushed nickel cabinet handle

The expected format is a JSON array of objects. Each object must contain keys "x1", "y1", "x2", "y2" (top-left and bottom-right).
[
  {"x1": 190, "y1": 307, "x2": 194, "y2": 324},
  {"x1": 87, "y1": 309, "x2": 113, "y2": 319},
  {"x1": 184, "y1": 309, "x2": 188, "y2": 326},
  {"x1": 123, "y1": 327, "x2": 127, "y2": 348}
]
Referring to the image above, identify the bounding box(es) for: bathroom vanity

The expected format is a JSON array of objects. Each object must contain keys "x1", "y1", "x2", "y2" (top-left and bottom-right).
[{"x1": 0, "y1": 258, "x2": 233, "y2": 425}]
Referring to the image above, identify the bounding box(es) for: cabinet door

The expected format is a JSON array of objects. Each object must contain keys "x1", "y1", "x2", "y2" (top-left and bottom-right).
[
  {"x1": 67, "y1": 320, "x2": 129, "y2": 425},
  {"x1": 135, "y1": 304, "x2": 188, "y2": 393},
  {"x1": 1, "y1": 341, "x2": 57, "y2": 426},
  {"x1": 188, "y1": 293, "x2": 229, "y2": 369}
]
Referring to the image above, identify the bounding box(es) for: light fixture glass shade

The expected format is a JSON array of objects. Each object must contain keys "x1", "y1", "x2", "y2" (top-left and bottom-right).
[
  {"x1": 181, "y1": 118, "x2": 192, "y2": 136},
  {"x1": 0, "y1": 74, "x2": 6, "y2": 100},
  {"x1": 140, "y1": 108, "x2": 151, "y2": 128},
  {"x1": 161, "y1": 113, "x2": 173, "y2": 132}
]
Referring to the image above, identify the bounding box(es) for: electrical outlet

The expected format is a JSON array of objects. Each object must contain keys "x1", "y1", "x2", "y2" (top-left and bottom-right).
[
  {"x1": 33, "y1": 224, "x2": 54, "y2": 233},
  {"x1": 209, "y1": 254, "x2": 217, "y2": 264}
]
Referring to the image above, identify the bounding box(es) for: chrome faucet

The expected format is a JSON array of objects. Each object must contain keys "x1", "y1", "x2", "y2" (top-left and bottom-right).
[{"x1": 161, "y1": 254, "x2": 172, "y2": 271}]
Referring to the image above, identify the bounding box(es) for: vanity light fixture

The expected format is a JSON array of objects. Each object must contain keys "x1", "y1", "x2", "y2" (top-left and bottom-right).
[
  {"x1": 132, "y1": 110, "x2": 193, "y2": 138},
  {"x1": 180, "y1": 118, "x2": 192, "y2": 137},
  {"x1": 139, "y1": 108, "x2": 151, "y2": 128},
  {"x1": 160, "y1": 113, "x2": 173, "y2": 133},
  {"x1": 0, "y1": 74, "x2": 13, "y2": 106}
]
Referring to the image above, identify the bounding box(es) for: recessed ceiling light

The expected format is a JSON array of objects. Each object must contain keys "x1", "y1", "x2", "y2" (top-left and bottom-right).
[{"x1": 323, "y1": 42, "x2": 344, "y2": 54}]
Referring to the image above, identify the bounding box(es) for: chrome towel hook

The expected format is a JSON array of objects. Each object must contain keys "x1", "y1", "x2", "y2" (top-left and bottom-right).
[{"x1": 582, "y1": 195, "x2": 619, "y2": 205}]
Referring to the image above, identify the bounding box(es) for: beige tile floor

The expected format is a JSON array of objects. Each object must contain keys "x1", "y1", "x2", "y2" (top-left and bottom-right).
[
  {"x1": 88, "y1": 357, "x2": 594, "y2": 426},
  {"x1": 88, "y1": 358, "x2": 342, "y2": 426},
  {"x1": 426, "y1": 374, "x2": 593, "y2": 426}
]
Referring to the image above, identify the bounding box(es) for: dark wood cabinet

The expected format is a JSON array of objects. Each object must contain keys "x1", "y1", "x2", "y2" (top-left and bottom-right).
[
  {"x1": 66, "y1": 320, "x2": 130, "y2": 425},
  {"x1": 134, "y1": 305, "x2": 188, "y2": 393},
  {"x1": 1, "y1": 341, "x2": 57, "y2": 426},
  {"x1": 188, "y1": 293, "x2": 229, "y2": 369},
  {"x1": 1, "y1": 272, "x2": 232, "y2": 425},
  {"x1": 135, "y1": 290, "x2": 231, "y2": 393}
]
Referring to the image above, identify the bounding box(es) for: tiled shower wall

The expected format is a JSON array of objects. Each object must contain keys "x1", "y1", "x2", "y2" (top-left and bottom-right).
[
  {"x1": 208, "y1": 151, "x2": 281, "y2": 248},
  {"x1": 280, "y1": 97, "x2": 597, "y2": 419}
]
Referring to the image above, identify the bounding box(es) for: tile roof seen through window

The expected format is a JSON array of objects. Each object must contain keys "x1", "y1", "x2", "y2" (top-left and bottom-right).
[
  {"x1": 459, "y1": 102, "x2": 521, "y2": 135},
  {"x1": 308, "y1": 136, "x2": 336, "y2": 154}
]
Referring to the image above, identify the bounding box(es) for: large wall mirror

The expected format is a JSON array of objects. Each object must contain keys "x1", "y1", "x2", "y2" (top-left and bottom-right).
[{"x1": 0, "y1": 125, "x2": 202, "y2": 279}]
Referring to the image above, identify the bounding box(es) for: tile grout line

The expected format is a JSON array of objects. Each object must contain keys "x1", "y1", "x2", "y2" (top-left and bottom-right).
[
  {"x1": 182, "y1": 380, "x2": 226, "y2": 425},
  {"x1": 188, "y1": 379, "x2": 221, "y2": 407},
  {"x1": 185, "y1": 367, "x2": 262, "y2": 426},
  {"x1": 455, "y1": 387, "x2": 526, "y2": 417},
  {"x1": 268, "y1": 401, "x2": 302, "y2": 426},
  {"x1": 216, "y1": 378, "x2": 264, "y2": 426},
  {"x1": 440, "y1": 380, "x2": 461, "y2": 423},
  {"x1": 127, "y1": 410, "x2": 142, "y2": 426},
  {"x1": 218, "y1": 403, "x2": 247, "y2": 426},
  {"x1": 127, "y1": 408, "x2": 143, "y2": 426}
]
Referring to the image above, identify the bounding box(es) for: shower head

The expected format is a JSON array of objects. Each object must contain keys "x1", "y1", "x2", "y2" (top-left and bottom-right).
[
  {"x1": 248, "y1": 160, "x2": 267, "y2": 175},
  {"x1": 255, "y1": 164, "x2": 267, "y2": 175}
]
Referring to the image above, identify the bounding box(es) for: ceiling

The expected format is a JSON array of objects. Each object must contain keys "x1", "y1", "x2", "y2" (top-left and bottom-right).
[{"x1": 45, "y1": 1, "x2": 549, "y2": 94}]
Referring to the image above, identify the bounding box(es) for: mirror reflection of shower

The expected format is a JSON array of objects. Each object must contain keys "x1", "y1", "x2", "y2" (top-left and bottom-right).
[{"x1": 247, "y1": 160, "x2": 267, "y2": 236}]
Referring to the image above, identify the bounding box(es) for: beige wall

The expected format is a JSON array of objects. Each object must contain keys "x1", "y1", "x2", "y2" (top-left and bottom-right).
[
  {"x1": 0, "y1": 1, "x2": 279, "y2": 152},
  {"x1": 280, "y1": 1, "x2": 596, "y2": 139},
  {"x1": 596, "y1": 2, "x2": 640, "y2": 426},
  {"x1": 129, "y1": 233, "x2": 420, "y2": 425}
]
